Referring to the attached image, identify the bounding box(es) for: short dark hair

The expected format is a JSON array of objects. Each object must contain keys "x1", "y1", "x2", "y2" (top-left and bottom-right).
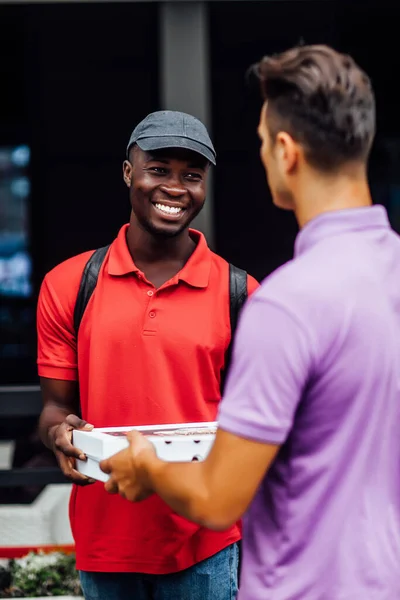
[
  {"x1": 128, "y1": 143, "x2": 138, "y2": 163},
  {"x1": 254, "y1": 44, "x2": 376, "y2": 171}
]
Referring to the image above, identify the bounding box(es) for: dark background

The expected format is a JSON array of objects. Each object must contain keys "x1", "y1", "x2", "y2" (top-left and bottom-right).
[
  {"x1": 1, "y1": 0, "x2": 399, "y2": 386},
  {"x1": 210, "y1": 0, "x2": 400, "y2": 277}
]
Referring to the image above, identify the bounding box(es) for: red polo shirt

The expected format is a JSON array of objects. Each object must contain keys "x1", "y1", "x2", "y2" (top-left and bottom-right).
[{"x1": 37, "y1": 225, "x2": 258, "y2": 574}]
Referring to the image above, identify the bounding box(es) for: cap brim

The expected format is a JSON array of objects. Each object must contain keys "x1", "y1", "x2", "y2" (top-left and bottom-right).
[{"x1": 134, "y1": 136, "x2": 216, "y2": 166}]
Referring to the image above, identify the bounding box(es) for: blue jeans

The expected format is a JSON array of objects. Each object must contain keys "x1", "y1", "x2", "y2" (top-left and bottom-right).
[{"x1": 80, "y1": 543, "x2": 239, "y2": 600}]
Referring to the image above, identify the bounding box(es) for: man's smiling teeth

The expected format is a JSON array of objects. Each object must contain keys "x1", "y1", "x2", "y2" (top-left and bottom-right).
[{"x1": 155, "y1": 203, "x2": 183, "y2": 215}]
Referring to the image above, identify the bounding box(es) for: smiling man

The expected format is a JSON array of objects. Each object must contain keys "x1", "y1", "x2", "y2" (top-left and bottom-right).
[
  {"x1": 101, "y1": 47, "x2": 400, "y2": 599},
  {"x1": 37, "y1": 111, "x2": 258, "y2": 600}
]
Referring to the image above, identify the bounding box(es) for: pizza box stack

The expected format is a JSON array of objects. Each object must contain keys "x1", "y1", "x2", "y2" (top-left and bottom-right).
[{"x1": 73, "y1": 422, "x2": 217, "y2": 482}]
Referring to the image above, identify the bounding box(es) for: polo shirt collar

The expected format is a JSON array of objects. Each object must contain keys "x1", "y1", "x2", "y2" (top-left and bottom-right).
[
  {"x1": 107, "y1": 224, "x2": 211, "y2": 288},
  {"x1": 107, "y1": 224, "x2": 139, "y2": 276},
  {"x1": 177, "y1": 229, "x2": 211, "y2": 288},
  {"x1": 295, "y1": 205, "x2": 390, "y2": 257}
]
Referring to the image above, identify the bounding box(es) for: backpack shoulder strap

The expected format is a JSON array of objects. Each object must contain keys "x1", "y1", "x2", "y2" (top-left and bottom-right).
[
  {"x1": 229, "y1": 263, "x2": 248, "y2": 337},
  {"x1": 221, "y1": 263, "x2": 248, "y2": 394},
  {"x1": 73, "y1": 245, "x2": 110, "y2": 335}
]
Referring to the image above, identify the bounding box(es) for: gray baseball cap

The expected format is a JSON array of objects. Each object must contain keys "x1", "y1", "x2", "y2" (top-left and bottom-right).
[{"x1": 126, "y1": 110, "x2": 216, "y2": 165}]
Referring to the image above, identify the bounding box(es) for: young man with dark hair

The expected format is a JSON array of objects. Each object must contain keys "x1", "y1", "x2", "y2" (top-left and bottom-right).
[
  {"x1": 37, "y1": 110, "x2": 258, "y2": 600},
  {"x1": 102, "y1": 46, "x2": 400, "y2": 599}
]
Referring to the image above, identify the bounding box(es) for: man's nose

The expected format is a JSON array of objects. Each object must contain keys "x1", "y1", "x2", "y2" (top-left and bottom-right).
[{"x1": 159, "y1": 183, "x2": 186, "y2": 197}]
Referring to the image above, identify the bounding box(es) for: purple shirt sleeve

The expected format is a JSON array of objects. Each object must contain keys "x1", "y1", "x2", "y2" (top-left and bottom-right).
[{"x1": 218, "y1": 296, "x2": 314, "y2": 444}]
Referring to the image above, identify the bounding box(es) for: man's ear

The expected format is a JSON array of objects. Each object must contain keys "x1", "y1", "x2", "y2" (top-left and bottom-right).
[
  {"x1": 275, "y1": 132, "x2": 299, "y2": 175},
  {"x1": 123, "y1": 160, "x2": 133, "y2": 188}
]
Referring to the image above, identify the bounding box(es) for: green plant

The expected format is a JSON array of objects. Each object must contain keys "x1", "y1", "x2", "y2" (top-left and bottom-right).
[{"x1": 0, "y1": 552, "x2": 81, "y2": 598}]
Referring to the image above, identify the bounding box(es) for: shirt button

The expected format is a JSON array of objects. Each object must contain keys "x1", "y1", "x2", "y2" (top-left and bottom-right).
[
  {"x1": 149, "y1": 311, "x2": 156, "y2": 318},
  {"x1": 147, "y1": 290, "x2": 154, "y2": 297}
]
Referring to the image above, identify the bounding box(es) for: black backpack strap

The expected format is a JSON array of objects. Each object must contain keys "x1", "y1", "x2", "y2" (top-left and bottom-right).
[
  {"x1": 221, "y1": 263, "x2": 248, "y2": 394},
  {"x1": 229, "y1": 263, "x2": 248, "y2": 337},
  {"x1": 73, "y1": 245, "x2": 110, "y2": 335}
]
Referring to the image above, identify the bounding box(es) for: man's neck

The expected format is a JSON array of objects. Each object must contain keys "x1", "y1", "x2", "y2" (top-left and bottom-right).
[
  {"x1": 126, "y1": 216, "x2": 196, "y2": 267},
  {"x1": 294, "y1": 166, "x2": 373, "y2": 229}
]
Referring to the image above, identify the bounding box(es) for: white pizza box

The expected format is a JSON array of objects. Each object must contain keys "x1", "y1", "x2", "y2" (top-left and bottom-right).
[{"x1": 73, "y1": 421, "x2": 217, "y2": 482}]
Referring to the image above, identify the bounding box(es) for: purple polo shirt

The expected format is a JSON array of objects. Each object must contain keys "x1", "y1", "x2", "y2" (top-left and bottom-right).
[{"x1": 219, "y1": 206, "x2": 400, "y2": 600}]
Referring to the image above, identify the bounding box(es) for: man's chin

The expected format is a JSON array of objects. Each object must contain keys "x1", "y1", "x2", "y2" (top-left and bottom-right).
[
  {"x1": 145, "y1": 220, "x2": 188, "y2": 239},
  {"x1": 272, "y1": 191, "x2": 295, "y2": 211}
]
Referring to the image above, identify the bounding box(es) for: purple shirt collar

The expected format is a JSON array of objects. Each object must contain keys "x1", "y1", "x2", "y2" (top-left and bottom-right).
[{"x1": 294, "y1": 205, "x2": 390, "y2": 257}]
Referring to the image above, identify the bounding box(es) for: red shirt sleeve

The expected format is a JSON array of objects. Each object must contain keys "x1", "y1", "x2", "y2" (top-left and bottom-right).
[
  {"x1": 37, "y1": 251, "x2": 94, "y2": 381},
  {"x1": 247, "y1": 274, "x2": 260, "y2": 296}
]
